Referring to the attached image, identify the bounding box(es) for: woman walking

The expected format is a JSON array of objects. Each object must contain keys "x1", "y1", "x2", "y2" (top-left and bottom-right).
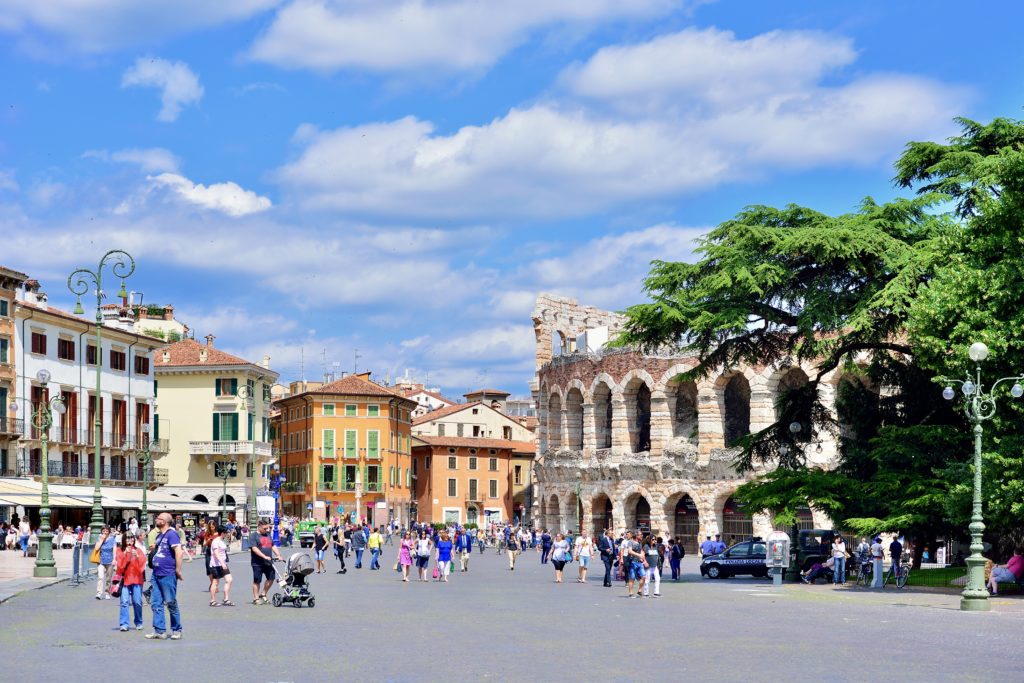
[
  {"x1": 415, "y1": 530, "x2": 432, "y2": 582},
  {"x1": 93, "y1": 526, "x2": 117, "y2": 599},
  {"x1": 209, "y1": 525, "x2": 234, "y2": 606},
  {"x1": 115, "y1": 530, "x2": 147, "y2": 631},
  {"x1": 576, "y1": 534, "x2": 593, "y2": 583},
  {"x1": 435, "y1": 530, "x2": 454, "y2": 582},
  {"x1": 832, "y1": 534, "x2": 847, "y2": 585},
  {"x1": 202, "y1": 519, "x2": 216, "y2": 592},
  {"x1": 399, "y1": 531, "x2": 414, "y2": 582},
  {"x1": 551, "y1": 533, "x2": 569, "y2": 583},
  {"x1": 313, "y1": 526, "x2": 329, "y2": 574},
  {"x1": 642, "y1": 534, "x2": 661, "y2": 597}
]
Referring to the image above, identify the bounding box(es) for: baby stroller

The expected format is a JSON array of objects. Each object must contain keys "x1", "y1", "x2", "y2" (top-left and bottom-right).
[{"x1": 271, "y1": 553, "x2": 316, "y2": 608}]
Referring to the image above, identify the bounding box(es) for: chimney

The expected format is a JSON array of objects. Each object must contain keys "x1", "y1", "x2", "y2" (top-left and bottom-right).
[
  {"x1": 162, "y1": 350, "x2": 170, "y2": 363},
  {"x1": 262, "y1": 355, "x2": 271, "y2": 369},
  {"x1": 204, "y1": 334, "x2": 215, "y2": 347},
  {"x1": 199, "y1": 349, "x2": 208, "y2": 363}
]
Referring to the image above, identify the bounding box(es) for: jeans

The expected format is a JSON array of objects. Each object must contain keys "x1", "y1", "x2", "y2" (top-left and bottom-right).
[
  {"x1": 833, "y1": 556, "x2": 846, "y2": 584},
  {"x1": 20, "y1": 535, "x2": 29, "y2": 554},
  {"x1": 370, "y1": 548, "x2": 380, "y2": 569},
  {"x1": 541, "y1": 546, "x2": 551, "y2": 564},
  {"x1": 150, "y1": 573, "x2": 181, "y2": 634},
  {"x1": 871, "y1": 558, "x2": 884, "y2": 588},
  {"x1": 355, "y1": 548, "x2": 364, "y2": 567},
  {"x1": 478, "y1": 541, "x2": 485, "y2": 553},
  {"x1": 119, "y1": 584, "x2": 143, "y2": 629},
  {"x1": 670, "y1": 558, "x2": 681, "y2": 580}
]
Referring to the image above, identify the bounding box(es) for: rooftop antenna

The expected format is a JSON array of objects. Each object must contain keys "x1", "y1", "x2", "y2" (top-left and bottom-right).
[{"x1": 332, "y1": 361, "x2": 341, "y2": 382}]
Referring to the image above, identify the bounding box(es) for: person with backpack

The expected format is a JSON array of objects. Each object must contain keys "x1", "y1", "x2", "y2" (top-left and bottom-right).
[
  {"x1": 351, "y1": 524, "x2": 367, "y2": 568},
  {"x1": 669, "y1": 537, "x2": 685, "y2": 581}
]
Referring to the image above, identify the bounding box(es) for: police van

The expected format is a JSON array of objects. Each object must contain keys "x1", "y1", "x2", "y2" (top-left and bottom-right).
[{"x1": 699, "y1": 538, "x2": 772, "y2": 579}]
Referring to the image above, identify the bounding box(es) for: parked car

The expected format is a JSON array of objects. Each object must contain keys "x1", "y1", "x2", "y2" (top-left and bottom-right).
[
  {"x1": 296, "y1": 520, "x2": 329, "y2": 548},
  {"x1": 700, "y1": 538, "x2": 773, "y2": 579}
]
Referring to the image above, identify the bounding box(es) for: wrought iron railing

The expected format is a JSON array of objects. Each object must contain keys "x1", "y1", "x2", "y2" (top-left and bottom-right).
[{"x1": 14, "y1": 459, "x2": 168, "y2": 485}]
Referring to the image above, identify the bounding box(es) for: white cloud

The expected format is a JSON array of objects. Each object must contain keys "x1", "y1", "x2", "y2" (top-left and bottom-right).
[
  {"x1": 144, "y1": 173, "x2": 272, "y2": 217},
  {"x1": 83, "y1": 147, "x2": 181, "y2": 173},
  {"x1": 248, "y1": 0, "x2": 678, "y2": 73},
  {"x1": 0, "y1": 169, "x2": 18, "y2": 192},
  {"x1": 0, "y1": 1, "x2": 279, "y2": 54},
  {"x1": 275, "y1": 27, "x2": 962, "y2": 220},
  {"x1": 121, "y1": 57, "x2": 203, "y2": 122}
]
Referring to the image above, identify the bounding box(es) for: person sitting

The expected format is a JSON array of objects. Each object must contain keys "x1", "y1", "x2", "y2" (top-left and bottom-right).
[
  {"x1": 987, "y1": 548, "x2": 1023, "y2": 596},
  {"x1": 801, "y1": 557, "x2": 836, "y2": 584}
]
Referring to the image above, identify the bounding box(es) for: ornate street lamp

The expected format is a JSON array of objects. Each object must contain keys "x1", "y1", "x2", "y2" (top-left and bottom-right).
[
  {"x1": 31, "y1": 369, "x2": 65, "y2": 578},
  {"x1": 938, "y1": 341, "x2": 1024, "y2": 612},
  {"x1": 209, "y1": 459, "x2": 236, "y2": 522},
  {"x1": 68, "y1": 249, "x2": 135, "y2": 544},
  {"x1": 235, "y1": 384, "x2": 259, "y2": 526},
  {"x1": 269, "y1": 462, "x2": 286, "y2": 546},
  {"x1": 136, "y1": 401, "x2": 155, "y2": 529}
]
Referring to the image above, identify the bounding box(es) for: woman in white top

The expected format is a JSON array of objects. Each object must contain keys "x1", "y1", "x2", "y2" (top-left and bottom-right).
[
  {"x1": 208, "y1": 525, "x2": 234, "y2": 606},
  {"x1": 551, "y1": 534, "x2": 570, "y2": 583},
  {"x1": 832, "y1": 534, "x2": 847, "y2": 585},
  {"x1": 415, "y1": 531, "x2": 432, "y2": 582},
  {"x1": 576, "y1": 535, "x2": 593, "y2": 583}
]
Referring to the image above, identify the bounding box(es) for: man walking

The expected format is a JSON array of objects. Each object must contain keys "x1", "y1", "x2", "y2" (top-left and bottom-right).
[
  {"x1": 145, "y1": 513, "x2": 183, "y2": 640},
  {"x1": 507, "y1": 528, "x2": 520, "y2": 570},
  {"x1": 368, "y1": 526, "x2": 383, "y2": 570},
  {"x1": 870, "y1": 536, "x2": 885, "y2": 588},
  {"x1": 249, "y1": 520, "x2": 283, "y2": 604},
  {"x1": 540, "y1": 529, "x2": 553, "y2": 564},
  {"x1": 599, "y1": 529, "x2": 616, "y2": 587},
  {"x1": 352, "y1": 524, "x2": 367, "y2": 568},
  {"x1": 456, "y1": 528, "x2": 472, "y2": 571}
]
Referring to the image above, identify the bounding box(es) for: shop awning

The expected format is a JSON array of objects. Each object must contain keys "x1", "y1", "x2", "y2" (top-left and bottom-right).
[
  {"x1": 0, "y1": 478, "x2": 209, "y2": 512},
  {"x1": 0, "y1": 480, "x2": 92, "y2": 508}
]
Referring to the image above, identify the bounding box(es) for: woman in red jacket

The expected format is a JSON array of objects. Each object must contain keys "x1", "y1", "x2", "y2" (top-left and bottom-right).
[{"x1": 116, "y1": 530, "x2": 147, "y2": 631}]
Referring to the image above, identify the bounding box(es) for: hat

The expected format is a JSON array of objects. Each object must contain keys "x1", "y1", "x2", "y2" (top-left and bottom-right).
[{"x1": 874, "y1": 537, "x2": 882, "y2": 543}]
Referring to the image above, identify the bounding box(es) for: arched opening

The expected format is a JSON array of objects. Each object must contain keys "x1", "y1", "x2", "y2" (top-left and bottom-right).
[
  {"x1": 668, "y1": 378, "x2": 699, "y2": 445},
  {"x1": 723, "y1": 375, "x2": 751, "y2": 447},
  {"x1": 564, "y1": 388, "x2": 584, "y2": 450},
  {"x1": 218, "y1": 494, "x2": 236, "y2": 508},
  {"x1": 564, "y1": 492, "x2": 580, "y2": 534},
  {"x1": 625, "y1": 493, "x2": 652, "y2": 533},
  {"x1": 796, "y1": 505, "x2": 814, "y2": 531},
  {"x1": 776, "y1": 366, "x2": 812, "y2": 444},
  {"x1": 592, "y1": 382, "x2": 613, "y2": 449},
  {"x1": 592, "y1": 494, "x2": 613, "y2": 534},
  {"x1": 467, "y1": 506, "x2": 478, "y2": 525},
  {"x1": 671, "y1": 494, "x2": 700, "y2": 555},
  {"x1": 192, "y1": 494, "x2": 209, "y2": 504},
  {"x1": 546, "y1": 494, "x2": 561, "y2": 530},
  {"x1": 721, "y1": 495, "x2": 753, "y2": 545},
  {"x1": 547, "y1": 393, "x2": 562, "y2": 451},
  {"x1": 623, "y1": 378, "x2": 652, "y2": 453}
]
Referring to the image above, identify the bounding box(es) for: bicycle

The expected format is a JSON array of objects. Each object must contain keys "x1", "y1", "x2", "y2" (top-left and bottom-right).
[
  {"x1": 855, "y1": 559, "x2": 874, "y2": 587},
  {"x1": 883, "y1": 560, "x2": 911, "y2": 588}
]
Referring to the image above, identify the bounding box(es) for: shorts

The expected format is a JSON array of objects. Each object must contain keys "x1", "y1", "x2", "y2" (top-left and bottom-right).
[
  {"x1": 315, "y1": 549, "x2": 325, "y2": 561},
  {"x1": 579, "y1": 556, "x2": 590, "y2": 568},
  {"x1": 251, "y1": 562, "x2": 274, "y2": 584},
  {"x1": 992, "y1": 566, "x2": 1016, "y2": 583},
  {"x1": 416, "y1": 555, "x2": 430, "y2": 569},
  {"x1": 552, "y1": 560, "x2": 566, "y2": 571},
  {"x1": 629, "y1": 562, "x2": 647, "y2": 581},
  {"x1": 211, "y1": 566, "x2": 230, "y2": 579}
]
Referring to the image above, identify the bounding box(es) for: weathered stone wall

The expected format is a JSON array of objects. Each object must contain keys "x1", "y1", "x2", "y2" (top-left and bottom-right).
[{"x1": 531, "y1": 295, "x2": 844, "y2": 544}]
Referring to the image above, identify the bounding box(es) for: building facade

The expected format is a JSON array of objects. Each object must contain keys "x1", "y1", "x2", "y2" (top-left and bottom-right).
[
  {"x1": 395, "y1": 380, "x2": 456, "y2": 419},
  {"x1": 411, "y1": 436, "x2": 533, "y2": 526},
  {"x1": 531, "y1": 295, "x2": 840, "y2": 552},
  {"x1": 0, "y1": 266, "x2": 28, "y2": 477},
  {"x1": 274, "y1": 373, "x2": 417, "y2": 527},
  {"x1": 154, "y1": 336, "x2": 278, "y2": 522},
  {"x1": 411, "y1": 401, "x2": 535, "y2": 442}
]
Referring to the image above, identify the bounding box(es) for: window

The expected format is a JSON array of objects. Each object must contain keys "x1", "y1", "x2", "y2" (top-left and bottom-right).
[
  {"x1": 110, "y1": 349, "x2": 126, "y2": 371},
  {"x1": 367, "y1": 430, "x2": 379, "y2": 458},
  {"x1": 489, "y1": 479, "x2": 498, "y2": 498},
  {"x1": 412, "y1": 458, "x2": 418, "y2": 475},
  {"x1": 344, "y1": 430, "x2": 357, "y2": 459},
  {"x1": 343, "y1": 464, "x2": 357, "y2": 490},
  {"x1": 216, "y1": 378, "x2": 238, "y2": 397},
  {"x1": 727, "y1": 544, "x2": 751, "y2": 559},
  {"x1": 0, "y1": 337, "x2": 8, "y2": 364},
  {"x1": 468, "y1": 456, "x2": 477, "y2": 470},
  {"x1": 213, "y1": 413, "x2": 239, "y2": 441},
  {"x1": 367, "y1": 404, "x2": 379, "y2": 417},
  {"x1": 472, "y1": 408, "x2": 478, "y2": 414},
  {"x1": 323, "y1": 403, "x2": 335, "y2": 416},
  {"x1": 447, "y1": 456, "x2": 457, "y2": 469},
  {"x1": 322, "y1": 429, "x2": 336, "y2": 458},
  {"x1": 514, "y1": 465, "x2": 522, "y2": 485},
  {"x1": 447, "y1": 478, "x2": 457, "y2": 497},
  {"x1": 57, "y1": 338, "x2": 75, "y2": 361},
  {"x1": 469, "y1": 479, "x2": 478, "y2": 500},
  {"x1": 134, "y1": 355, "x2": 150, "y2": 375},
  {"x1": 489, "y1": 458, "x2": 498, "y2": 471},
  {"x1": 437, "y1": 423, "x2": 445, "y2": 436},
  {"x1": 321, "y1": 464, "x2": 336, "y2": 490},
  {"x1": 31, "y1": 331, "x2": 46, "y2": 355},
  {"x1": 246, "y1": 462, "x2": 254, "y2": 478},
  {"x1": 503, "y1": 426, "x2": 512, "y2": 440},
  {"x1": 0, "y1": 299, "x2": 7, "y2": 317},
  {"x1": 262, "y1": 384, "x2": 271, "y2": 401},
  {"x1": 425, "y1": 456, "x2": 431, "y2": 470},
  {"x1": 472, "y1": 425, "x2": 481, "y2": 437},
  {"x1": 367, "y1": 465, "x2": 380, "y2": 491},
  {"x1": 456, "y1": 423, "x2": 464, "y2": 436},
  {"x1": 345, "y1": 404, "x2": 357, "y2": 417}
]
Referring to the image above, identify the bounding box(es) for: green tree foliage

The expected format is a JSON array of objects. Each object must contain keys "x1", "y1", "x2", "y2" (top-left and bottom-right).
[{"x1": 619, "y1": 114, "x2": 1024, "y2": 547}]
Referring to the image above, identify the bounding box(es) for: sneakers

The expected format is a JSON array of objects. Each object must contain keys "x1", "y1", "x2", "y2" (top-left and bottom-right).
[
  {"x1": 95, "y1": 593, "x2": 102, "y2": 600},
  {"x1": 169, "y1": 632, "x2": 182, "y2": 640},
  {"x1": 145, "y1": 632, "x2": 168, "y2": 640},
  {"x1": 119, "y1": 626, "x2": 129, "y2": 632},
  {"x1": 103, "y1": 593, "x2": 112, "y2": 600},
  {"x1": 135, "y1": 625, "x2": 143, "y2": 631}
]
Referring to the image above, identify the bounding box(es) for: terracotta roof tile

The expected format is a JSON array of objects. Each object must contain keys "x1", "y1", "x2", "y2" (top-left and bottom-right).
[
  {"x1": 305, "y1": 373, "x2": 414, "y2": 401},
  {"x1": 464, "y1": 388, "x2": 511, "y2": 397},
  {"x1": 400, "y1": 387, "x2": 456, "y2": 405},
  {"x1": 412, "y1": 401, "x2": 482, "y2": 425},
  {"x1": 413, "y1": 435, "x2": 536, "y2": 453},
  {"x1": 155, "y1": 338, "x2": 259, "y2": 368}
]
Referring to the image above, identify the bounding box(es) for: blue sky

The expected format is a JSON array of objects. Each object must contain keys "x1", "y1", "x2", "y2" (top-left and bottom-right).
[{"x1": 3, "y1": 1, "x2": 1022, "y2": 397}]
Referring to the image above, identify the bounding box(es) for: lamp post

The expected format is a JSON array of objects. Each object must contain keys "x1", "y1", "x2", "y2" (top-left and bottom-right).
[
  {"x1": 31, "y1": 370, "x2": 65, "y2": 578},
  {"x1": 235, "y1": 384, "x2": 259, "y2": 526},
  {"x1": 269, "y1": 462, "x2": 285, "y2": 546},
  {"x1": 137, "y1": 418, "x2": 153, "y2": 530},
  {"x1": 68, "y1": 250, "x2": 135, "y2": 544},
  {"x1": 937, "y1": 341, "x2": 1024, "y2": 612}
]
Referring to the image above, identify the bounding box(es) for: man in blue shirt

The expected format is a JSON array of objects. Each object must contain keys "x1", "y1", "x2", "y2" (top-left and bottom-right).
[
  {"x1": 712, "y1": 534, "x2": 727, "y2": 554},
  {"x1": 700, "y1": 536, "x2": 714, "y2": 557},
  {"x1": 145, "y1": 512, "x2": 183, "y2": 640}
]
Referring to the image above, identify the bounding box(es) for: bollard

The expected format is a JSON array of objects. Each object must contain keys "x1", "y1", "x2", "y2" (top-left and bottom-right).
[
  {"x1": 773, "y1": 567, "x2": 783, "y2": 586},
  {"x1": 71, "y1": 542, "x2": 81, "y2": 585}
]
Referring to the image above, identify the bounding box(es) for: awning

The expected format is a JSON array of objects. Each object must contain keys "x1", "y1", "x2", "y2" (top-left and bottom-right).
[
  {"x1": 0, "y1": 478, "x2": 209, "y2": 512},
  {"x1": 0, "y1": 480, "x2": 91, "y2": 508}
]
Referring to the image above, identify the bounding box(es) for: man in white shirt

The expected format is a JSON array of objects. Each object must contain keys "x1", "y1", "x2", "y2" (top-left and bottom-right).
[{"x1": 870, "y1": 536, "x2": 885, "y2": 588}]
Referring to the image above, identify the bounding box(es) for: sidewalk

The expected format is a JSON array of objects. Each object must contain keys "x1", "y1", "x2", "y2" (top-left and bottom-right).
[{"x1": 0, "y1": 548, "x2": 75, "y2": 604}]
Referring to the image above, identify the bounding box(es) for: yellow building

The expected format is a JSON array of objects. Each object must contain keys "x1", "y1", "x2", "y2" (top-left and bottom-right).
[
  {"x1": 273, "y1": 373, "x2": 417, "y2": 527},
  {"x1": 154, "y1": 336, "x2": 278, "y2": 522}
]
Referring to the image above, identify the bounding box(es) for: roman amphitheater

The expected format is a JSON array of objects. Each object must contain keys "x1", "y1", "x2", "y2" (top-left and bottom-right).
[{"x1": 530, "y1": 294, "x2": 857, "y2": 553}]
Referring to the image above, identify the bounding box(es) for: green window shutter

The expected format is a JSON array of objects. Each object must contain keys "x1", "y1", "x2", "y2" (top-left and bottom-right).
[
  {"x1": 230, "y1": 379, "x2": 238, "y2": 396},
  {"x1": 248, "y1": 413, "x2": 254, "y2": 440},
  {"x1": 323, "y1": 429, "x2": 335, "y2": 457},
  {"x1": 368, "y1": 431, "x2": 379, "y2": 458},
  {"x1": 154, "y1": 414, "x2": 160, "y2": 441},
  {"x1": 230, "y1": 413, "x2": 239, "y2": 440},
  {"x1": 213, "y1": 413, "x2": 220, "y2": 441},
  {"x1": 318, "y1": 464, "x2": 325, "y2": 489},
  {"x1": 345, "y1": 430, "x2": 356, "y2": 458}
]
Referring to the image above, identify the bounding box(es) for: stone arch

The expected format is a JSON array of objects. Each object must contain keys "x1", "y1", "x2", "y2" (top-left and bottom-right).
[
  {"x1": 664, "y1": 488, "x2": 702, "y2": 555},
  {"x1": 547, "y1": 392, "x2": 563, "y2": 451},
  {"x1": 663, "y1": 368, "x2": 699, "y2": 445},
  {"x1": 545, "y1": 493, "x2": 561, "y2": 530},
  {"x1": 623, "y1": 487, "x2": 655, "y2": 532},
  {"x1": 192, "y1": 494, "x2": 209, "y2": 504},
  {"x1": 591, "y1": 491, "x2": 614, "y2": 535},
  {"x1": 720, "y1": 494, "x2": 753, "y2": 545},
  {"x1": 562, "y1": 491, "x2": 580, "y2": 534},
  {"x1": 218, "y1": 494, "x2": 236, "y2": 508},
  {"x1": 716, "y1": 372, "x2": 751, "y2": 447},
  {"x1": 621, "y1": 371, "x2": 655, "y2": 453},
  {"x1": 591, "y1": 377, "x2": 614, "y2": 449},
  {"x1": 564, "y1": 386, "x2": 584, "y2": 450}
]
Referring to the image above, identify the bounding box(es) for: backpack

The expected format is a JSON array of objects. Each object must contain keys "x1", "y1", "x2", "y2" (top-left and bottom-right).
[{"x1": 671, "y1": 543, "x2": 683, "y2": 560}]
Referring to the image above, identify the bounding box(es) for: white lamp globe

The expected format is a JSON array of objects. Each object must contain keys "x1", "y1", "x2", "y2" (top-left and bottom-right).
[{"x1": 969, "y1": 342, "x2": 989, "y2": 362}]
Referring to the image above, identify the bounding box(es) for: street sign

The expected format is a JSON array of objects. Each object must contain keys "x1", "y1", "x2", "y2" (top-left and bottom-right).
[
  {"x1": 256, "y1": 492, "x2": 276, "y2": 519},
  {"x1": 337, "y1": 505, "x2": 344, "y2": 513}
]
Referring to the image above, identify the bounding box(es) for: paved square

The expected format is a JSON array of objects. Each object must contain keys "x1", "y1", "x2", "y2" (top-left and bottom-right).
[{"x1": 1, "y1": 547, "x2": 1022, "y2": 682}]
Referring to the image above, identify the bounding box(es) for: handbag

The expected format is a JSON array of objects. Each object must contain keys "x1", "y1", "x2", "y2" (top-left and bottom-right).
[
  {"x1": 393, "y1": 561, "x2": 400, "y2": 572},
  {"x1": 89, "y1": 545, "x2": 101, "y2": 564},
  {"x1": 110, "y1": 572, "x2": 123, "y2": 598},
  {"x1": 432, "y1": 565, "x2": 439, "y2": 579}
]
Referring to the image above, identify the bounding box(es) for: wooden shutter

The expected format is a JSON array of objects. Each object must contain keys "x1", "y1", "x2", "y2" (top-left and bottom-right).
[
  {"x1": 248, "y1": 413, "x2": 253, "y2": 440},
  {"x1": 230, "y1": 413, "x2": 239, "y2": 440},
  {"x1": 368, "y1": 431, "x2": 379, "y2": 458},
  {"x1": 213, "y1": 414, "x2": 220, "y2": 441},
  {"x1": 230, "y1": 379, "x2": 238, "y2": 396},
  {"x1": 323, "y1": 429, "x2": 335, "y2": 457},
  {"x1": 345, "y1": 430, "x2": 356, "y2": 459}
]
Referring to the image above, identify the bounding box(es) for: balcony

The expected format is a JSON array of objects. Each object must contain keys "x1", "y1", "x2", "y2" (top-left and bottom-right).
[
  {"x1": 15, "y1": 459, "x2": 168, "y2": 486},
  {"x1": 319, "y1": 481, "x2": 337, "y2": 491},
  {"x1": 189, "y1": 440, "x2": 273, "y2": 459},
  {"x1": 0, "y1": 417, "x2": 24, "y2": 437},
  {"x1": 17, "y1": 425, "x2": 168, "y2": 452}
]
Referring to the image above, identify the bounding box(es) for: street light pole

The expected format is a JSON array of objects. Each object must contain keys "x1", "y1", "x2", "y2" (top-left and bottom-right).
[
  {"x1": 938, "y1": 341, "x2": 1024, "y2": 612},
  {"x1": 31, "y1": 370, "x2": 65, "y2": 578},
  {"x1": 68, "y1": 249, "x2": 135, "y2": 544},
  {"x1": 138, "y1": 420, "x2": 153, "y2": 530},
  {"x1": 236, "y1": 384, "x2": 258, "y2": 526}
]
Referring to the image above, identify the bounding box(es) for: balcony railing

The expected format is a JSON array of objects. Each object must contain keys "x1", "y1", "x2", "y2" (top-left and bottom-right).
[
  {"x1": 0, "y1": 417, "x2": 24, "y2": 437},
  {"x1": 189, "y1": 441, "x2": 273, "y2": 458},
  {"x1": 16, "y1": 425, "x2": 168, "y2": 452},
  {"x1": 14, "y1": 459, "x2": 168, "y2": 485}
]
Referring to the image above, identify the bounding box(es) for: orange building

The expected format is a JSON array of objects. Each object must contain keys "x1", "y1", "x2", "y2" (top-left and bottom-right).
[
  {"x1": 274, "y1": 373, "x2": 418, "y2": 527},
  {"x1": 412, "y1": 435, "x2": 534, "y2": 527}
]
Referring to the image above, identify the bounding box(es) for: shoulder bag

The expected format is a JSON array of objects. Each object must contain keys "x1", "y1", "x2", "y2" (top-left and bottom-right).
[{"x1": 148, "y1": 532, "x2": 167, "y2": 569}]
